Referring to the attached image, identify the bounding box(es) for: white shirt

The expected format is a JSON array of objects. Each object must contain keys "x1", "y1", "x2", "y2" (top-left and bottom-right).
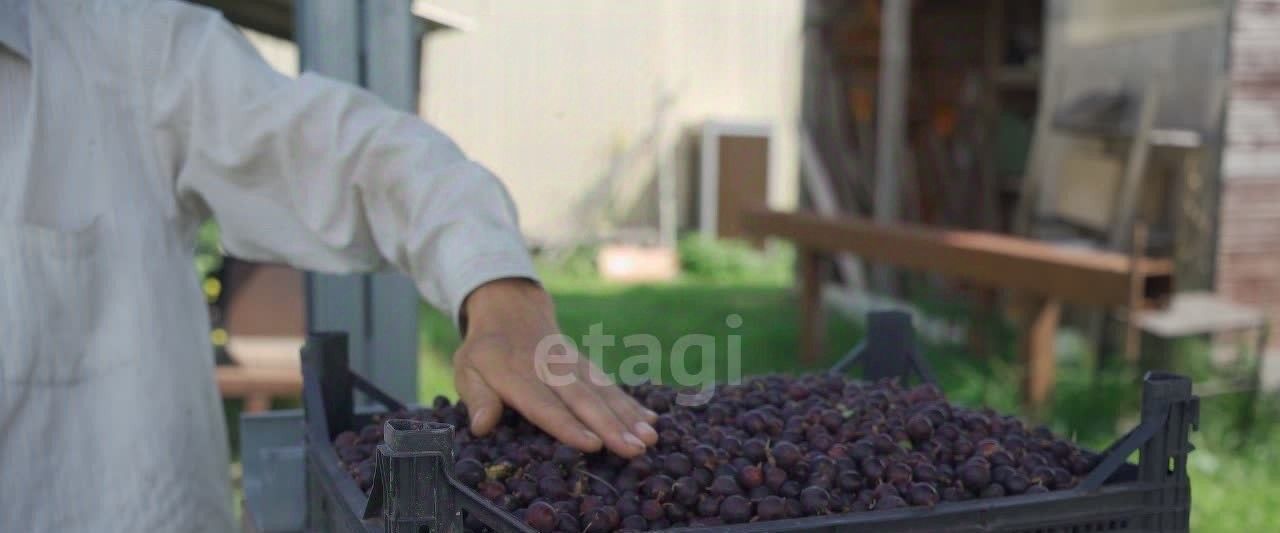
[{"x1": 0, "y1": 0, "x2": 536, "y2": 531}]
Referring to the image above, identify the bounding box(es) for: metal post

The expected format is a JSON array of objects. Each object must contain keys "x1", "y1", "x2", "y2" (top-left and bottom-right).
[
  {"x1": 297, "y1": 0, "x2": 422, "y2": 403},
  {"x1": 362, "y1": 0, "x2": 427, "y2": 404},
  {"x1": 874, "y1": 0, "x2": 911, "y2": 292}
]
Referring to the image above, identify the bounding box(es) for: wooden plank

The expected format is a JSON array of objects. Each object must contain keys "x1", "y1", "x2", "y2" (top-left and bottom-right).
[
  {"x1": 798, "y1": 249, "x2": 827, "y2": 366},
  {"x1": 216, "y1": 366, "x2": 303, "y2": 397},
  {"x1": 1022, "y1": 297, "x2": 1061, "y2": 414},
  {"x1": 743, "y1": 210, "x2": 1173, "y2": 307}
]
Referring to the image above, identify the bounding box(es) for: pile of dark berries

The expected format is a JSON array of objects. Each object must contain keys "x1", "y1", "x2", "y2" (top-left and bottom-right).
[{"x1": 332, "y1": 375, "x2": 1099, "y2": 532}]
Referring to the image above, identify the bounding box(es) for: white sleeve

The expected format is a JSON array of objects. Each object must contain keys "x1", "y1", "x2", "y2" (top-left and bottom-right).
[{"x1": 142, "y1": 2, "x2": 537, "y2": 324}]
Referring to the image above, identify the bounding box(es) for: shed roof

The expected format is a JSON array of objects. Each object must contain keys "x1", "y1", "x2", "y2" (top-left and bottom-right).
[{"x1": 189, "y1": 0, "x2": 473, "y2": 40}]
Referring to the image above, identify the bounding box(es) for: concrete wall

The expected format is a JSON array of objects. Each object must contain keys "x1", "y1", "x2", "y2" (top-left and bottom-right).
[{"x1": 419, "y1": 0, "x2": 804, "y2": 245}]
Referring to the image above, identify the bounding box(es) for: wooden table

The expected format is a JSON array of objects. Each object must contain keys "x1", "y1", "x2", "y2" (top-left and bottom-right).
[
  {"x1": 216, "y1": 365, "x2": 303, "y2": 412},
  {"x1": 744, "y1": 209, "x2": 1175, "y2": 412}
]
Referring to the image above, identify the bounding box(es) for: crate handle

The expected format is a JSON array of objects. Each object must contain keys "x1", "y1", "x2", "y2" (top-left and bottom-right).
[
  {"x1": 365, "y1": 419, "x2": 534, "y2": 533},
  {"x1": 1080, "y1": 371, "x2": 1198, "y2": 492},
  {"x1": 828, "y1": 311, "x2": 938, "y2": 385},
  {"x1": 352, "y1": 370, "x2": 407, "y2": 412}
]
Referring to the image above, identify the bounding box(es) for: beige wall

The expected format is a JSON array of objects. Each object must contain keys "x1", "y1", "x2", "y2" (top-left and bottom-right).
[
  {"x1": 420, "y1": 0, "x2": 803, "y2": 244},
  {"x1": 240, "y1": 2, "x2": 805, "y2": 245}
]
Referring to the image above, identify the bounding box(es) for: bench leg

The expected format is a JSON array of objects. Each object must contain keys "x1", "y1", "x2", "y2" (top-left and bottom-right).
[
  {"x1": 799, "y1": 248, "x2": 827, "y2": 366},
  {"x1": 1020, "y1": 296, "x2": 1061, "y2": 415}
]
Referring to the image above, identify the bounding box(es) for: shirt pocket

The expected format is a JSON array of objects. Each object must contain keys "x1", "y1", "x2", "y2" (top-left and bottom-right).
[{"x1": 0, "y1": 219, "x2": 117, "y2": 385}]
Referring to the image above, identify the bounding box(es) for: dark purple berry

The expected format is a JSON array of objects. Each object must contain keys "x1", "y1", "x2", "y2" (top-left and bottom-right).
[
  {"x1": 455, "y1": 458, "x2": 486, "y2": 487},
  {"x1": 664, "y1": 452, "x2": 693, "y2": 477},
  {"x1": 772, "y1": 441, "x2": 802, "y2": 469},
  {"x1": 524, "y1": 501, "x2": 557, "y2": 533},
  {"x1": 513, "y1": 480, "x2": 538, "y2": 503},
  {"x1": 719, "y1": 495, "x2": 753, "y2": 523},
  {"x1": 906, "y1": 482, "x2": 939, "y2": 506},
  {"x1": 642, "y1": 474, "x2": 674, "y2": 501},
  {"x1": 710, "y1": 475, "x2": 742, "y2": 496},
  {"x1": 941, "y1": 485, "x2": 966, "y2": 501},
  {"x1": 478, "y1": 480, "x2": 505, "y2": 501},
  {"x1": 582, "y1": 506, "x2": 620, "y2": 533},
  {"x1": 743, "y1": 438, "x2": 768, "y2": 462},
  {"x1": 640, "y1": 499, "x2": 664, "y2": 521},
  {"x1": 779, "y1": 480, "x2": 802, "y2": 498},
  {"x1": 551, "y1": 445, "x2": 580, "y2": 466},
  {"x1": 737, "y1": 465, "x2": 764, "y2": 489},
  {"x1": 663, "y1": 501, "x2": 686, "y2": 521},
  {"x1": 800, "y1": 486, "x2": 831, "y2": 515},
  {"x1": 886, "y1": 462, "x2": 912, "y2": 485},
  {"x1": 980, "y1": 483, "x2": 1006, "y2": 499},
  {"x1": 697, "y1": 495, "x2": 723, "y2": 517},
  {"x1": 876, "y1": 495, "x2": 907, "y2": 510},
  {"x1": 620, "y1": 515, "x2": 647, "y2": 531},
  {"x1": 958, "y1": 462, "x2": 991, "y2": 490},
  {"x1": 905, "y1": 415, "x2": 933, "y2": 442},
  {"x1": 837, "y1": 470, "x2": 863, "y2": 492},
  {"x1": 673, "y1": 476, "x2": 700, "y2": 505},
  {"x1": 1004, "y1": 473, "x2": 1031, "y2": 494},
  {"x1": 536, "y1": 476, "x2": 568, "y2": 500},
  {"x1": 757, "y1": 495, "x2": 786, "y2": 521}
]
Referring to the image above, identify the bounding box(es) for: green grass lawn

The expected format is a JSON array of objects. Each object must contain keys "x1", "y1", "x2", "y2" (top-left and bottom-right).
[{"x1": 414, "y1": 270, "x2": 1280, "y2": 532}]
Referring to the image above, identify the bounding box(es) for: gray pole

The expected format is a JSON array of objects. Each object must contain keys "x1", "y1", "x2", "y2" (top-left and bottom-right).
[
  {"x1": 874, "y1": 0, "x2": 910, "y2": 291},
  {"x1": 297, "y1": 0, "x2": 422, "y2": 403},
  {"x1": 361, "y1": 0, "x2": 426, "y2": 405}
]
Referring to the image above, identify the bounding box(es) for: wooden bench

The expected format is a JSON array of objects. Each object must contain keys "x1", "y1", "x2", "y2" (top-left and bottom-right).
[{"x1": 744, "y1": 209, "x2": 1174, "y2": 413}]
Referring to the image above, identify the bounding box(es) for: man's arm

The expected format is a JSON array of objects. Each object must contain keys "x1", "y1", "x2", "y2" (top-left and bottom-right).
[{"x1": 138, "y1": 2, "x2": 655, "y2": 456}]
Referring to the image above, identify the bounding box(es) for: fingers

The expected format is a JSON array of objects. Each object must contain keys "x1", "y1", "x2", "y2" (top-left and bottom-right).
[
  {"x1": 579, "y1": 359, "x2": 659, "y2": 444},
  {"x1": 552, "y1": 378, "x2": 648, "y2": 458},
  {"x1": 594, "y1": 380, "x2": 659, "y2": 445},
  {"x1": 455, "y1": 335, "x2": 659, "y2": 458},
  {"x1": 500, "y1": 378, "x2": 605, "y2": 453},
  {"x1": 463, "y1": 346, "x2": 605, "y2": 452},
  {"x1": 454, "y1": 363, "x2": 503, "y2": 436}
]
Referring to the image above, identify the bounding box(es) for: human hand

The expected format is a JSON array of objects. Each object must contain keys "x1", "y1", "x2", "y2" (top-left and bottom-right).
[{"x1": 453, "y1": 278, "x2": 658, "y2": 457}]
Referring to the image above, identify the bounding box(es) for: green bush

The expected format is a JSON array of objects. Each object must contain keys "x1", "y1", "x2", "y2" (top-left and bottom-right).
[
  {"x1": 677, "y1": 233, "x2": 793, "y2": 283},
  {"x1": 195, "y1": 220, "x2": 223, "y2": 279},
  {"x1": 534, "y1": 244, "x2": 600, "y2": 281}
]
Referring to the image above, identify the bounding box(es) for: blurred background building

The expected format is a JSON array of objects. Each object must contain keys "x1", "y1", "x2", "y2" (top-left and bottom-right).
[{"x1": 205, "y1": 0, "x2": 1280, "y2": 395}]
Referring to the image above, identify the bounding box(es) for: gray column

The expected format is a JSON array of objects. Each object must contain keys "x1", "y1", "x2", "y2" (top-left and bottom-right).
[{"x1": 297, "y1": 0, "x2": 422, "y2": 403}]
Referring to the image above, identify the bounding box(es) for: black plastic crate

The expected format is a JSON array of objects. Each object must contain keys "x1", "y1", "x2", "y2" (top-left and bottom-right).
[{"x1": 301, "y1": 311, "x2": 1199, "y2": 533}]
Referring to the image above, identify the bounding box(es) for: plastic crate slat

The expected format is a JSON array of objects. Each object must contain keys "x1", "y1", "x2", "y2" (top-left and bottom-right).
[{"x1": 351, "y1": 371, "x2": 407, "y2": 412}]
